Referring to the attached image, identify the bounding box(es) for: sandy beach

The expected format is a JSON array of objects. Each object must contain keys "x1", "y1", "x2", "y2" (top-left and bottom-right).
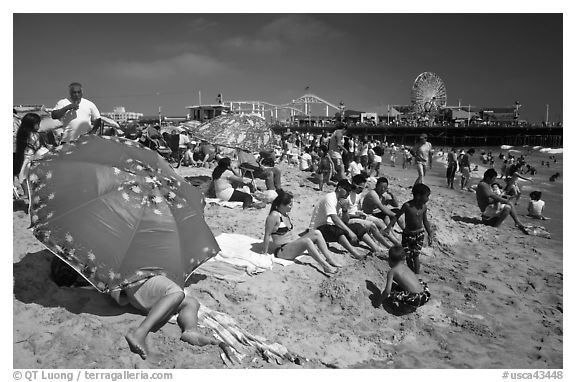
[{"x1": 12, "y1": 148, "x2": 563, "y2": 369}]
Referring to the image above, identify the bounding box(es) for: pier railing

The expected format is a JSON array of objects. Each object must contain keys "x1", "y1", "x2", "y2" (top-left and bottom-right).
[{"x1": 269, "y1": 123, "x2": 563, "y2": 148}]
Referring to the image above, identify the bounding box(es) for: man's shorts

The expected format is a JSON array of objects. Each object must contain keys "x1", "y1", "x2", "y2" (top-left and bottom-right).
[
  {"x1": 317, "y1": 223, "x2": 367, "y2": 243},
  {"x1": 328, "y1": 151, "x2": 343, "y2": 167},
  {"x1": 461, "y1": 167, "x2": 471, "y2": 179},
  {"x1": 481, "y1": 203, "x2": 510, "y2": 226},
  {"x1": 124, "y1": 275, "x2": 183, "y2": 312}
]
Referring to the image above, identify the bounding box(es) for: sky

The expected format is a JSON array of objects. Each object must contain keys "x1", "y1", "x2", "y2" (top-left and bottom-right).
[{"x1": 13, "y1": 13, "x2": 563, "y2": 123}]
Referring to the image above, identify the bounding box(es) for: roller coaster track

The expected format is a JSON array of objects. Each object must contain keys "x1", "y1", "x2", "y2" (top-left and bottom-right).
[{"x1": 224, "y1": 93, "x2": 342, "y2": 117}]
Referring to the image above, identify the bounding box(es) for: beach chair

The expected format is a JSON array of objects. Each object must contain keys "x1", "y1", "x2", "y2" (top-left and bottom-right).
[{"x1": 236, "y1": 150, "x2": 259, "y2": 187}]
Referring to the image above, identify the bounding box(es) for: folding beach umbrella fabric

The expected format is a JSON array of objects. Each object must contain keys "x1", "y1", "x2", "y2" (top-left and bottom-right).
[
  {"x1": 27, "y1": 134, "x2": 221, "y2": 293},
  {"x1": 188, "y1": 113, "x2": 275, "y2": 152}
]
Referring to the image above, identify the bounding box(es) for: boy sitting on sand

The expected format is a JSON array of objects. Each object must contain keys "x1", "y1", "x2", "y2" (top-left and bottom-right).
[
  {"x1": 383, "y1": 183, "x2": 434, "y2": 274},
  {"x1": 381, "y1": 246, "x2": 431, "y2": 310}
]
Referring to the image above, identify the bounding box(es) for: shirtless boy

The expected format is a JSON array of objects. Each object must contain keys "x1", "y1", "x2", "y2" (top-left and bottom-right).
[
  {"x1": 381, "y1": 246, "x2": 431, "y2": 310},
  {"x1": 384, "y1": 183, "x2": 434, "y2": 274}
]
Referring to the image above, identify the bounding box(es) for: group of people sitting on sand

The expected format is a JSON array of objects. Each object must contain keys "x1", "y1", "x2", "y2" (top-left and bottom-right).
[{"x1": 16, "y1": 85, "x2": 555, "y2": 362}]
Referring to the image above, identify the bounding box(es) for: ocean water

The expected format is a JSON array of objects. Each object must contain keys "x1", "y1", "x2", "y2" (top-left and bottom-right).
[{"x1": 427, "y1": 145, "x2": 563, "y2": 242}]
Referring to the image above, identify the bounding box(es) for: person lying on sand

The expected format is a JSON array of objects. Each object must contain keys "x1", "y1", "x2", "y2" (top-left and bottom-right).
[
  {"x1": 476, "y1": 168, "x2": 526, "y2": 232},
  {"x1": 309, "y1": 179, "x2": 385, "y2": 259},
  {"x1": 384, "y1": 183, "x2": 434, "y2": 275},
  {"x1": 110, "y1": 275, "x2": 224, "y2": 360},
  {"x1": 262, "y1": 190, "x2": 341, "y2": 276},
  {"x1": 381, "y1": 246, "x2": 431, "y2": 310}
]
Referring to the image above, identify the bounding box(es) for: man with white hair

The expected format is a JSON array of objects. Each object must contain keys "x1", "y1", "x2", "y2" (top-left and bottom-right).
[{"x1": 51, "y1": 82, "x2": 101, "y2": 143}]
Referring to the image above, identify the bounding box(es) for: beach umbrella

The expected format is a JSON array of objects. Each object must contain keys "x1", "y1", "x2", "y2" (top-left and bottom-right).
[
  {"x1": 27, "y1": 134, "x2": 221, "y2": 293},
  {"x1": 187, "y1": 113, "x2": 275, "y2": 152}
]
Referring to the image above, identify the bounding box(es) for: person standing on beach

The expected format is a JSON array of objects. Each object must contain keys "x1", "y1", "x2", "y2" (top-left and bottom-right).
[
  {"x1": 51, "y1": 82, "x2": 101, "y2": 143},
  {"x1": 412, "y1": 134, "x2": 432, "y2": 187},
  {"x1": 459, "y1": 148, "x2": 475, "y2": 191},
  {"x1": 383, "y1": 183, "x2": 434, "y2": 274},
  {"x1": 476, "y1": 168, "x2": 526, "y2": 231},
  {"x1": 446, "y1": 147, "x2": 458, "y2": 189},
  {"x1": 327, "y1": 128, "x2": 347, "y2": 182}
]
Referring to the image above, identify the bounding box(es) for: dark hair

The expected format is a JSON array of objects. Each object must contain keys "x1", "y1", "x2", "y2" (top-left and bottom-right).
[
  {"x1": 14, "y1": 113, "x2": 42, "y2": 176},
  {"x1": 352, "y1": 173, "x2": 368, "y2": 186},
  {"x1": 529, "y1": 191, "x2": 542, "y2": 201},
  {"x1": 468, "y1": 148, "x2": 476, "y2": 154},
  {"x1": 336, "y1": 179, "x2": 353, "y2": 192},
  {"x1": 483, "y1": 168, "x2": 498, "y2": 180},
  {"x1": 412, "y1": 183, "x2": 430, "y2": 197},
  {"x1": 388, "y1": 246, "x2": 406, "y2": 264},
  {"x1": 68, "y1": 82, "x2": 82, "y2": 88},
  {"x1": 269, "y1": 189, "x2": 293, "y2": 214},
  {"x1": 212, "y1": 157, "x2": 232, "y2": 180},
  {"x1": 376, "y1": 177, "x2": 389, "y2": 186}
]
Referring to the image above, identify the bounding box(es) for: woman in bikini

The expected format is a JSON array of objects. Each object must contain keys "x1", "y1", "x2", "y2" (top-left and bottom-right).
[{"x1": 262, "y1": 190, "x2": 341, "y2": 276}]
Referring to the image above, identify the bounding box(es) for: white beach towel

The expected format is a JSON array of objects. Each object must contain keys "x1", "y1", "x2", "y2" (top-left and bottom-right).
[{"x1": 195, "y1": 233, "x2": 295, "y2": 281}]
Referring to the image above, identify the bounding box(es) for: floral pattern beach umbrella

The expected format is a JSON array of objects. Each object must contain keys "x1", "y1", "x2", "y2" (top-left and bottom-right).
[
  {"x1": 187, "y1": 113, "x2": 275, "y2": 152},
  {"x1": 27, "y1": 135, "x2": 221, "y2": 293}
]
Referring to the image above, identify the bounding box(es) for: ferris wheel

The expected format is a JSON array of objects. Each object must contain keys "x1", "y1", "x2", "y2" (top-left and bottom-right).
[{"x1": 411, "y1": 72, "x2": 447, "y2": 113}]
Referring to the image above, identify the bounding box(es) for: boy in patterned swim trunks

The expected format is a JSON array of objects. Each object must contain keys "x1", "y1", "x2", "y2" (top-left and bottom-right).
[
  {"x1": 383, "y1": 183, "x2": 434, "y2": 274},
  {"x1": 382, "y1": 246, "x2": 431, "y2": 309}
]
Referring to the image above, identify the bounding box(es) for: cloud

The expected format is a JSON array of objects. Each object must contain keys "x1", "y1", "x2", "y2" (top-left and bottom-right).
[
  {"x1": 220, "y1": 36, "x2": 283, "y2": 53},
  {"x1": 185, "y1": 17, "x2": 221, "y2": 32},
  {"x1": 219, "y1": 15, "x2": 346, "y2": 54},
  {"x1": 100, "y1": 53, "x2": 236, "y2": 80},
  {"x1": 260, "y1": 15, "x2": 346, "y2": 43}
]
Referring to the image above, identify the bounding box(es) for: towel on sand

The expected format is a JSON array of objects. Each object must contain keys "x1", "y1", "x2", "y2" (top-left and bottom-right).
[
  {"x1": 194, "y1": 233, "x2": 294, "y2": 281},
  {"x1": 204, "y1": 198, "x2": 244, "y2": 209}
]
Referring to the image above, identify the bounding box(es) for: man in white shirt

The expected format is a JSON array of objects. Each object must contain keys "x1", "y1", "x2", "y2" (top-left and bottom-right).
[
  {"x1": 52, "y1": 82, "x2": 101, "y2": 143},
  {"x1": 299, "y1": 147, "x2": 313, "y2": 171},
  {"x1": 309, "y1": 179, "x2": 384, "y2": 259},
  {"x1": 412, "y1": 133, "x2": 433, "y2": 186}
]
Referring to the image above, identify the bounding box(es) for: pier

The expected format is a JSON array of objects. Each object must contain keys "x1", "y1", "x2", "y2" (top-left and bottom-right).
[{"x1": 270, "y1": 124, "x2": 563, "y2": 148}]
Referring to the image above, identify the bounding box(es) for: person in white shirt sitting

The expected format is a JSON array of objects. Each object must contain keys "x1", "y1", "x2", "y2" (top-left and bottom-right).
[{"x1": 527, "y1": 191, "x2": 548, "y2": 220}]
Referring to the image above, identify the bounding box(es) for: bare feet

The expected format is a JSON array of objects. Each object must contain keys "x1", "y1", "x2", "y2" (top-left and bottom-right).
[
  {"x1": 125, "y1": 330, "x2": 148, "y2": 360},
  {"x1": 326, "y1": 258, "x2": 343, "y2": 268},
  {"x1": 181, "y1": 330, "x2": 219, "y2": 347}
]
